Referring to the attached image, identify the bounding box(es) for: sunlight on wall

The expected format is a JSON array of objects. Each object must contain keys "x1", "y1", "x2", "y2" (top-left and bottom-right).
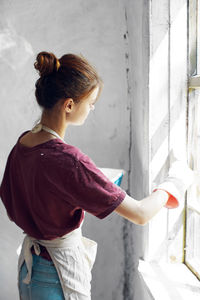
[
  {"x1": 148, "y1": 3, "x2": 187, "y2": 265},
  {"x1": 0, "y1": 27, "x2": 33, "y2": 70}
]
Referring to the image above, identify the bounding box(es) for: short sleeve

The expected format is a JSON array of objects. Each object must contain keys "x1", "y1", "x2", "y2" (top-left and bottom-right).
[{"x1": 68, "y1": 153, "x2": 126, "y2": 219}]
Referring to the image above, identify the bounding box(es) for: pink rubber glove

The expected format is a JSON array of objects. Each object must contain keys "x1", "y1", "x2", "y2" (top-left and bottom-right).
[{"x1": 152, "y1": 160, "x2": 200, "y2": 208}]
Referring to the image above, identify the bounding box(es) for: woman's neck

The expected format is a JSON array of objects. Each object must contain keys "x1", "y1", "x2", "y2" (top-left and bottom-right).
[{"x1": 40, "y1": 108, "x2": 68, "y2": 139}]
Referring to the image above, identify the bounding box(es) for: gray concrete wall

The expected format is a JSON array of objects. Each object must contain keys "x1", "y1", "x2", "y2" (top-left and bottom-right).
[
  {"x1": 0, "y1": 0, "x2": 170, "y2": 299},
  {"x1": 0, "y1": 1, "x2": 131, "y2": 299}
]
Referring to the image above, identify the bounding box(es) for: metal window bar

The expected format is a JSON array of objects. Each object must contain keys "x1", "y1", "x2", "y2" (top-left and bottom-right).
[
  {"x1": 185, "y1": 0, "x2": 200, "y2": 281},
  {"x1": 189, "y1": 75, "x2": 200, "y2": 88}
]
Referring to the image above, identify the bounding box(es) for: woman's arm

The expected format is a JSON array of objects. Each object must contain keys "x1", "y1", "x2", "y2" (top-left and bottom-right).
[
  {"x1": 115, "y1": 160, "x2": 200, "y2": 225},
  {"x1": 114, "y1": 190, "x2": 169, "y2": 225}
]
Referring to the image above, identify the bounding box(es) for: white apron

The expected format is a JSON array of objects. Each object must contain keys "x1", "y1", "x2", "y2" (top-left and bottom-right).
[{"x1": 17, "y1": 220, "x2": 98, "y2": 300}]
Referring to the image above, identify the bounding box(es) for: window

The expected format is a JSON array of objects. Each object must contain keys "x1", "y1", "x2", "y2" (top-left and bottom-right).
[
  {"x1": 185, "y1": 0, "x2": 200, "y2": 280},
  {"x1": 139, "y1": 2, "x2": 200, "y2": 298}
]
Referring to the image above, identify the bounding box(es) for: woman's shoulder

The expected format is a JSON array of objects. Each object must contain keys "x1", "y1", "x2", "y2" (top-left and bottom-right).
[
  {"x1": 16, "y1": 130, "x2": 95, "y2": 169},
  {"x1": 42, "y1": 139, "x2": 91, "y2": 166},
  {"x1": 60, "y1": 142, "x2": 90, "y2": 163}
]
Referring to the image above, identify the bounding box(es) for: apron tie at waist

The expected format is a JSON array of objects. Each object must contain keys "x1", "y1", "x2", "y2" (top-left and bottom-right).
[
  {"x1": 18, "y1": 221, "x2": 98, "y2": 299},
  {"x1": 20, "y1": 226, "x2": 83, "y2": 284},
  {"x1": 22, "y1": 236, "x2": 41, "y2": 284}
]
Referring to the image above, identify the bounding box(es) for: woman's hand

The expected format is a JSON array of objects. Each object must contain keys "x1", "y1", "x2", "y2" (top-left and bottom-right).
[
  {"x1": 152, "y1": 160, "x2": 200, "y2": 208},
  {"x1": 114, "y1": 159, "x2": 200, "y2": 224}
]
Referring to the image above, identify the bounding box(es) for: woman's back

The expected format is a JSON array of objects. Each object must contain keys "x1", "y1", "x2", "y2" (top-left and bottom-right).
[
  {"x1": 0, "y1": 130, "x2": 126, "y2": 241},
  {"x1": 18, "y1": 131, "x2": 57, "y2": 148}
]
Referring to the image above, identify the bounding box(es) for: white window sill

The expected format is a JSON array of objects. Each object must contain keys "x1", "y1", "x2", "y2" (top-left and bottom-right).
[{"x1": 138, "y1": 260, "x2": 200, "y2": 300}]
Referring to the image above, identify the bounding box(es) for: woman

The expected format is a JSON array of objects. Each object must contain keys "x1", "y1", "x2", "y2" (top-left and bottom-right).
[{"x1": 0, "y1": 51, "x2": 197, "y2": 300}]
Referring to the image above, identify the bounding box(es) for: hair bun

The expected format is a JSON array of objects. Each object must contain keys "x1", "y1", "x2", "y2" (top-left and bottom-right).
[{"x1": 34, "y1": 51, "x2": 60, "y2": 77}]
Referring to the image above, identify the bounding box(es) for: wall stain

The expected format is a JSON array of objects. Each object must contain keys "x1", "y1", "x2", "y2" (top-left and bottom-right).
[
  {"x1": 108, "y1": 103, "x2": 116, "y2": 108},
  {"x1": 123, "y1": 4, "x2": 134, "y2": 300},
  {"x1": 109, "y1": 128, "x2": 117, "y2": 140}
]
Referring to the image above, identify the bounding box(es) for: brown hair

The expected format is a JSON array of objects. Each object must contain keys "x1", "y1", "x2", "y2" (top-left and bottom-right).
[{"x1": 34, "y1": 51, "x2": 103, "y2": 110}]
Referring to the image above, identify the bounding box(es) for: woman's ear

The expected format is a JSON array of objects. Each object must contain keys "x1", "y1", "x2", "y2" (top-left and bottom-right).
[{"x1": 64, "y1": 98, "x2": 74, "y2": 113}]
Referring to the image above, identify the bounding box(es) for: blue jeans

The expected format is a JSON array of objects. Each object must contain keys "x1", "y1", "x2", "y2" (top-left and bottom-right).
[{"x1": 18, "y1": 254, "x2": 65, "y2": 300}]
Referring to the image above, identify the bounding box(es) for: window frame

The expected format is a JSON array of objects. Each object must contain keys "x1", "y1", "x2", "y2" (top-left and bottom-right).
[{"x1": 185, "y1": 0, "x2": 200, "y2": 280}]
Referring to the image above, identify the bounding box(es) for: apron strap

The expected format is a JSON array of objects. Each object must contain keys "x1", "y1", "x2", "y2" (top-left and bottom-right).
[{"x1": 21, "y1": 236, "x2": 41, "y2": 284}]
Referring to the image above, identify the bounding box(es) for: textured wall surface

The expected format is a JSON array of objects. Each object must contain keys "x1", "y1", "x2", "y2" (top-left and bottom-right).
[
  {"x1": 0, "y1": 0, "x2": 158, "y2": 299},
  {"x1": 0, "y1": 1, "x2": 130, "y2": 299},
  {"x1": 148, "y1": 0, "x2": 188, "y2": 263}
]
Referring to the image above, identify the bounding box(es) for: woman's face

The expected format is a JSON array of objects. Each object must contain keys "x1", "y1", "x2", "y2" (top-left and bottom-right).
[{"x1": 68, "y1": 86, "x2": 99, "y2": 126}]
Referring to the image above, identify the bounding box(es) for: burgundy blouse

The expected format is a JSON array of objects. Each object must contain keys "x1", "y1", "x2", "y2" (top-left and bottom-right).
[{"x1": 0, "y1": 130, "x2": 126, "y2": 260}]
